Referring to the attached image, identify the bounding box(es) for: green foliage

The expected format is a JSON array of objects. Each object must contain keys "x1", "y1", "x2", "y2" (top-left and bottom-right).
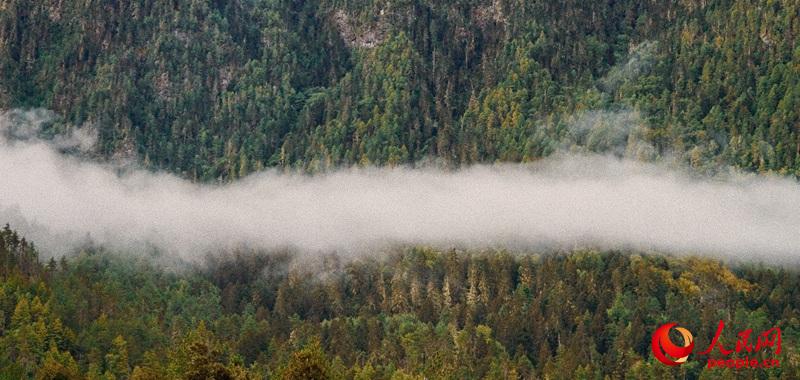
[
  {"x1": 279, "y1": 342, "x2": 332, "y2": 380},
  {"x1": 0, "y1": 227, "x2": 798, "y2": 378},
  {"x1": 3, "y1": 0, "x2": 799, "y2": 177}
]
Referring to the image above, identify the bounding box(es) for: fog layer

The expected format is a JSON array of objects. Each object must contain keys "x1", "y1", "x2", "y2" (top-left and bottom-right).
[{"x1": 1, "y1": 110, "x2": 798, "y2": 261}]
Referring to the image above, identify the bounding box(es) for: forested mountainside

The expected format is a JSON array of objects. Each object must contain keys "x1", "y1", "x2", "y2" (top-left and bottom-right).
[
  {"x1": 1, "y1": 226, "x2": 798, "y2": 379},
  {"x1": 2, "y1": 1, "x2": 800, "y2": 379},
  {"x1": 1, "y1": 0, "x2": 799, "y2": 179}
]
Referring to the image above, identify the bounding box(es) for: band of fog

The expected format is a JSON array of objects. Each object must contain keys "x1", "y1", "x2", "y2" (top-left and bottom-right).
[{"x1": 1, "y1": 126, "x2": 799, "y2": 261}]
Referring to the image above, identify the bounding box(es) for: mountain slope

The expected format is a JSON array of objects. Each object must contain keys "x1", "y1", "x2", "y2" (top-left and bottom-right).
[{"x1": 2, "y1": 0, "x2": 798, "y2": 179}]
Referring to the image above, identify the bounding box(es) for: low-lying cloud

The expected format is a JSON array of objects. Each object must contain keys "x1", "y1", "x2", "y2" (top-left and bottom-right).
[{"x1": 1, "y1": 110, "x2": 799, "y2": 262}]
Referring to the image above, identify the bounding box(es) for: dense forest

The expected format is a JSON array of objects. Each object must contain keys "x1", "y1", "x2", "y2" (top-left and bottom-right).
[
  {"x1": 1, "y1": 0, "x2": 799, "y2": 179},
  {"x1": 1, "y1": 226, "x2": 798, "y2": 379},
  {"x1": 2, "y1": 0, "x2": 800, "y2": 379}
]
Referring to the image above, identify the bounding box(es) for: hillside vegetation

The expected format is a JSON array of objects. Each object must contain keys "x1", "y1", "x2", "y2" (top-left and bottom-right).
[
  {"x1": 2, "y1": 1, "x2": 800, "y2": 379},
  {"x1": 1, "y1": 0, "x2": 799, "y2": 179},
  {"x1": 0, "y1": 226, "x2": 798, "y2": 379}
]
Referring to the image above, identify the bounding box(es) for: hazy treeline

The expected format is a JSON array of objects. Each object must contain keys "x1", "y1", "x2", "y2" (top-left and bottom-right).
[
  {"x1": 2, "y1": 0, "x2": 800, "y2": 379},
  {"x1": 1, "y1": 0, "x2": 799, "y2": 179},
  {"x1": 1, "y1": 226, "x2": 798, "y2": 379},
  {"x1": 6, "y1": 112, "x2": 800, "y2": 259}
]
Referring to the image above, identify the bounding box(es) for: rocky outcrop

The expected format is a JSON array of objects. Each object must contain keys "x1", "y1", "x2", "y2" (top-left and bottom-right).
[{"x1": 332, "y1": 9, "x2": 388, "y2": 49}]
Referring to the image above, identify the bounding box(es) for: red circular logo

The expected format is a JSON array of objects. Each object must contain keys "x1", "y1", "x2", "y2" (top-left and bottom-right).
[{"x1": 652, "y1": 323, "x2": 694, "y2": 366}]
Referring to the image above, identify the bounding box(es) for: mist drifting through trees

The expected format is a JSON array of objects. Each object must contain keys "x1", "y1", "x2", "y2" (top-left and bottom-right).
[
  {"x1": 1, "y1": 109, "x2": 799, "y2": 262},
  {"x1": 1, "y1": 0, "x2": 800, "y2": 378}
]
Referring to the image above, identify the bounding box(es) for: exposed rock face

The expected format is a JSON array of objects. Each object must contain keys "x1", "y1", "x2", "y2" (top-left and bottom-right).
[
  {"x1": 47, "y1": 0, "x2": 64, "y2": 22},
  {"x1": 332, "y1": 1, "x2": 504, "y2": 50},
  {"x1": 332, "y1": 9, "x2": 387, "y2": 49},
  {"x1": 473, "y1": 0, "x2": 506, "y2": 28}
]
